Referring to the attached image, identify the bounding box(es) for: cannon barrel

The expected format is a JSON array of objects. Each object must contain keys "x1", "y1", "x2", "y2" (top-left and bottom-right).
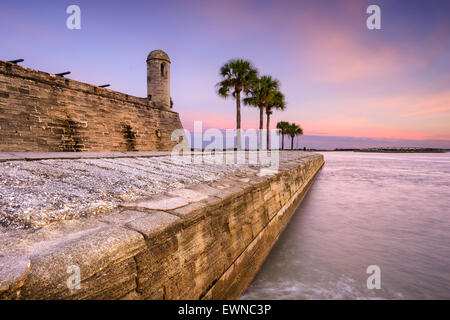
[
  {"x1": 55, "y1": 71, "x2": 71, "y2": 77},
  {"x1": 7, "y1": 59, "x2": 24, "y2": 64}
]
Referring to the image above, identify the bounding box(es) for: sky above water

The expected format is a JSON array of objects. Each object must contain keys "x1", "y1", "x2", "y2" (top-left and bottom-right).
[{"x1": 1, "y1": 0, "x2": 450, "y2": 148}]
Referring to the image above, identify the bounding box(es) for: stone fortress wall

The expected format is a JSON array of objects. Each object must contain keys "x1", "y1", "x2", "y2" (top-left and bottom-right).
[{"x1": 0, "y1": 50, "x2": 182, "y2": 152}]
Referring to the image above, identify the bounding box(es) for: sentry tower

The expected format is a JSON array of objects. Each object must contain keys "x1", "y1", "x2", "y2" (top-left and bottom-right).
[{"x1": 147, "y1": 49, "x2": 171, "y2": 109}]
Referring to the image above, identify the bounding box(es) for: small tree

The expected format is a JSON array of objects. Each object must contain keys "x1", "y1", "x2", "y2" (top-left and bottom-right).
[
  {"x1": 287, "y1": 123, "x2": 303, "y2": 150},
  {"x1": 276, "y1": 121, "x2": 290, "y2": 150}
]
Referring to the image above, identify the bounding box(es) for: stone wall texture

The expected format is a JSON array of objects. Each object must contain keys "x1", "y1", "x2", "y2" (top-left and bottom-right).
[
  {"x1": 0, "y1": 60, "x2": 183, "y2": 152},
  {"x1": 0, "y1": 153, "x2": 324, "y2": 300}
]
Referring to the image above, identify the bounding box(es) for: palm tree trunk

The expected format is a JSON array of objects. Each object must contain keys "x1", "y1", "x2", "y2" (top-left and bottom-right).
[
  {"x1": 236, "y1": 90, "x2": 241, "y2": 150},
  {"x1": 291, "y1": 135, "x2": 294, "y2": 150},
  {"x1": 266, "y1": 112, "x2": 270, "y2": 150},
  {"x1": 281, "y1": 133, "x2": 284, "y2": 150},
  {"x1": 259, "y1": 106, "x2": 264, "y2": 150}
]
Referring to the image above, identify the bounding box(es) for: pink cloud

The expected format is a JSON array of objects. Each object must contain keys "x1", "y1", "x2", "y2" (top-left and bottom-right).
[
  {"x1": 401, "y1": 91, "x2": 450, "y2": 117},
  {"x1": 298, "y1": 89, "x2": 450, "y2": 140},
  {"x1": 404, "y1": 106, "x2": 450, "y2": 117},
  {"x1": 290, "y1": 20, "x2": 425, "y2": 84}
]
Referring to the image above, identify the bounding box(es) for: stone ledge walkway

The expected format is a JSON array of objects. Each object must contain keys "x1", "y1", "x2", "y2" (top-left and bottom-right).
[{"x1": 0, "y1": 151, "x2": 314, "y2": 230}]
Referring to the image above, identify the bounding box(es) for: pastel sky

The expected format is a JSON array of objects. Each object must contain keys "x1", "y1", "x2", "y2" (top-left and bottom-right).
[{"x1": 1, "y1": 0, "x2": 450, "y2": 148}]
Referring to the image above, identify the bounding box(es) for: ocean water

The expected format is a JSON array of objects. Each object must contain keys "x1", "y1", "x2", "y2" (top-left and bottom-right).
[{"x1": 242, "y1": 152, "x2": 450, "y2": 300}]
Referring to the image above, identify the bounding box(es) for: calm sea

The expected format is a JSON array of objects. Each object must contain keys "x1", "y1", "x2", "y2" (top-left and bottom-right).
[{"x1": 242, "y1": 151, "x2": 450, "y2": 299}]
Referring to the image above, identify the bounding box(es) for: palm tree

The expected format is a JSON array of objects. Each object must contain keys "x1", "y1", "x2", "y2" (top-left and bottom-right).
[
  {"x1": 276, "y1": 121, "x2": 290, "y2": 150},
  {"x1": 287, "y1": 123, "x2": 303, "y2": 150},
  {"x1": 243, "y1": 75, "x2": 279, "y2": 150},
  {"x1": 265, "y1": 91, "x2": 286, "y2": 150},
  {"x1": 216, "y1": 59, "x2": 258, "y2": 150}
]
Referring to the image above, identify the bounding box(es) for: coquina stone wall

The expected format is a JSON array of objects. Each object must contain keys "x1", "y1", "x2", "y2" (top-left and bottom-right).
[
  {"x1": 0, "y1": 60, "x2": 183, "y2": 152},
  {"x1": 0, "y1": 153, "x2": 324, "y2": 300}
]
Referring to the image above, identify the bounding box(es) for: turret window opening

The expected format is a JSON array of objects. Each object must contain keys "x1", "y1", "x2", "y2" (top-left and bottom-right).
[{"x1": 161, "y1": 63, "x2": 166, "y2": 78}]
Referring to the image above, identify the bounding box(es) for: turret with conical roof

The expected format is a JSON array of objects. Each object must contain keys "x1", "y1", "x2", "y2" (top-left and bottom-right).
[{"x1": 147, "y1": 49, "x2": 171, "y2": 109}]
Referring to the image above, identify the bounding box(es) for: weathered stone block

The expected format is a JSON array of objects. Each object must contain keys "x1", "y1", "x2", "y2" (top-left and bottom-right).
[
  {"x1": 18, "y1": 225, "x2": 145, "y2": 299},
  {"x1": 0, "y1": 256, "x2": 31, "y2": 299}
]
